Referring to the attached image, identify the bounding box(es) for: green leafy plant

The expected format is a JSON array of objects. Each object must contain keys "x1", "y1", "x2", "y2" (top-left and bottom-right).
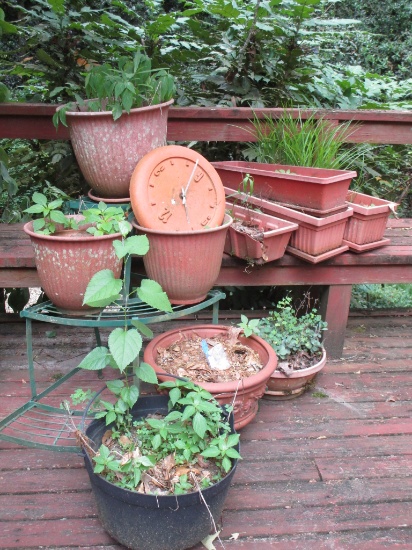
[
  {"x1": 24, "y1": 191, "x2": 130, "y2": 236},
  {"x1": 257, "y1": 296, "x2": 327, "y2": 361},
  {"x1": 88, "y1": 379, "x2": 240, "y2": 495},
  {"x1": 237, "y1": 314, "x2": 260, "y2": 338},
  {"x1": 71, "y1": 220, "x2": 240, "y2": 496},
  {"x1": 53, "y1": 50, "x2": 175, "y2": 126}
]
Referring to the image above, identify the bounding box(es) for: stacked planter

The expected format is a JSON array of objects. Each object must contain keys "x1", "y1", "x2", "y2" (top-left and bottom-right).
[
  {"x1": 343, "y1": 191, "x2": 398, "y2": 252},
  {"x1": 216, "y1": 162, "x2": 397, "y2": 264},
  {"x1": 224, "y1": 202, "x2": 298, "y2": 264}
]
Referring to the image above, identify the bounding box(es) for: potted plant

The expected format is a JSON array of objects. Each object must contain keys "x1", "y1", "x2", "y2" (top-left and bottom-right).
[
  {"x1": 73, "y1": 239, "x2": 240, "y2": 550},
  {"x1": 343, "y1": 190, "x2": 399, "y2": 251},
  {"x1": 255, "y1": 295, "x2": 328, "y2": 400},
  {"x1": 225, "y1": 174, "x2": 298, "y2": 264},
  {"x1": 143, "y1": 319, "x2": 278, "y2": 430},
  {"x1": 23, "y1": 190, "x2": 131, "y2": 314},
  {"x1": 213, "y1": 111, "x2": 366, "y2": 216},
  {"x1": 54, "y1": 50, "x2": 175, "y2": 200}
]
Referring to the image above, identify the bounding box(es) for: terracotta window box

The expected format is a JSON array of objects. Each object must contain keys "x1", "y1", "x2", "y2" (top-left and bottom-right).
[
  {"x1": 343, "y1": 191, "x2": 399, "y2": 252},
  {"x1": 213, "y1": 161, "x2": 357, "y2": 215},
  {"x1": 225, "y1": 202, "x2": 298, "y2": 264},
  {"x1": 224, "y1": 188, "x2": 353, "y2": 264}
]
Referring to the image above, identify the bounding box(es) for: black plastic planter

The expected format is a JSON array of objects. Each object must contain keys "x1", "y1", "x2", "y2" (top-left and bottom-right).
[{"x1": 84, "y1": 395, "x2": 238, "y2": 550}]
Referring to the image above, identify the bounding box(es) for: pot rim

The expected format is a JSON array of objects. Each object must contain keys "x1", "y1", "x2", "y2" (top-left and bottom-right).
[
  {"x1": 61, "y1": 98, "x2": 174, "y2": 118},
  {"x1": 144, "y1": 323, "x2": 278, "y2": 393},
  {"x1": 132, "y1": 213, "x2": 233, "y2": 236},
  {"x1": 271, "y1": 348, "x2": 326, "y2": 379},
  {"x1": 23, "y1": 217, "x2": 122, "y2": 243}
]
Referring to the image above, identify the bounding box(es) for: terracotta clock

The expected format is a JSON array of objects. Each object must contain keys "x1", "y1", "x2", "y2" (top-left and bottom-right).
[{"x1": 129, "y1": 145, "x2": 226, "y2": 231}]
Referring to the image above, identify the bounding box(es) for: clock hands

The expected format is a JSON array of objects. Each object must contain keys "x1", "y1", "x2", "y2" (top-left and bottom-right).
[{"x1": 181, "y1": 159, "x2": 199, "y2": 225}]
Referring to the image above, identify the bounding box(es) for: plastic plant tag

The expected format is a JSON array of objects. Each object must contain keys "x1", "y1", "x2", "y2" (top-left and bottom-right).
[{"x1": 201, "y1": 339, "x2": 231, "y2": 371}]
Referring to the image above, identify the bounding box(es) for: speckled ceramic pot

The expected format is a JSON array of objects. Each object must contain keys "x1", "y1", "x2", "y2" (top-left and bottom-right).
[
  {"x1": 23, "y1": 216, "x2": 122, "y2": 315},
  {"x1": 64, "y1": 99, "x2": 173, "y2": 199}
]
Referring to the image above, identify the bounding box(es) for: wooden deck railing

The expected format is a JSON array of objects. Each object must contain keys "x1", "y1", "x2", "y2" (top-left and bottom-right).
[{"x1": 1, "y1": 103, "x2": 412, "y2": 144}]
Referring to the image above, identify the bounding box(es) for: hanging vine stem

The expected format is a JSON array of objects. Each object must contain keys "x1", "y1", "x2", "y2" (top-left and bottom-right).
[{"x1": 236, "y1": 0, "x2": 261, "y2": 75}]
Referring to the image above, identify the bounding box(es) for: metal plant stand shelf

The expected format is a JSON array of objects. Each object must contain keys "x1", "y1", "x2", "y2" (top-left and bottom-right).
[{"x1": 0, "y1": 290, "x2": 225, "y2": 452}]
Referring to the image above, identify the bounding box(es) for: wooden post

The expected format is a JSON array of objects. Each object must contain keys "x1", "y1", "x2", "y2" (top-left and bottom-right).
[{"x1": 319, "y1": 284, "x2": 353, "y2": 359}]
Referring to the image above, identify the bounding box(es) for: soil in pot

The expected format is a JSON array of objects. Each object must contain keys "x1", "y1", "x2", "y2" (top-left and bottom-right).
[{"x1": 154, "y1": 326, "x2": 264, "y2": 384}]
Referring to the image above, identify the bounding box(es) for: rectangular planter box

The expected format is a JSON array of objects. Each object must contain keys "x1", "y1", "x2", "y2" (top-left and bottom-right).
[
  {"x1": 225, "y1": 202, "x2": 298, "y2": 264},
  {"x1": 213, "y1": 161, "x2": 357, "y2": 214},
  {"x1": 224, "y1": 187, "x2": 353, "y2": 263},
  {"x1": 343, "y1": 191, "x2": 398, "y2": 251}
]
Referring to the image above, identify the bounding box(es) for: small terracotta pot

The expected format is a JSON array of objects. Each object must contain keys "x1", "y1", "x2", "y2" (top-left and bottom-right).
[
  {"x1": 343, "y1": 191, "x2": 398, "y2": 252},
  {"x1": 132, "y1": 215, "x2": 232, "y2": 305},
  {"x1": 143, "y1": 324, "x2": 278, "y2": 430},
  {"x1": 225, "y1": 202, "x2": 298, "y2": 264},
  {"x1": 64, "y1": 99, "x2": 173, "y2": 199},
  {"x1": 264, "y1": 349, "x2": 327, "y2": 400},
  {"x1": 23, "y1": 216, "x2": 122, "y2": 315}
]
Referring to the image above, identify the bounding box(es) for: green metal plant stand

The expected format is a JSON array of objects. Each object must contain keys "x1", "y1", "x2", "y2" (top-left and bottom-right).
[{"x1": 0, "y1": 290, "x2": 225, "y2": 453}]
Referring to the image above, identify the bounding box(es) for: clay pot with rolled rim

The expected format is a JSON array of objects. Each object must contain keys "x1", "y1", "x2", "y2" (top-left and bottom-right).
[
  {"x1": 264, "y1": 349, "x2": 326, "y2": 400},
  {"x1": 63, "y1": 99, "x2": 173, "y2": 200},
  {"x1": 132, "y1": 214, "x2": 232, "y2": 305},
  {"x1": 143, "y1": 324, "x2": 278, "y2": 430},
  {"x1": 23, "y1": 215, "x2": 122, "y2": 315}
]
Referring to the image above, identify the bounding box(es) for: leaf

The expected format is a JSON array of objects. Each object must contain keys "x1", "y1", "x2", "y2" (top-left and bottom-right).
[
  {"x1": 131, "y1": 319, "x2": 153, "y2": 338},
  {"x1": 32, "y1": 192, "x2": 48, "y2": 206},
  {"x1": 136, "y1": 279, "x2": 173, "y2": 313},
  {"x1": 192, "y1": 411, "x2": 207, "y2": 438},
  {"x1": 201, "y1": 446, "x2": 220, "y2": 458},
  {"x1": 108, "y1": 328, "x2": 142, "y2": 372},
  {"x1": 78, "y1": 347, "x2": 109, "y2": 371},
  {"x1": 135, "y1": 361, "x2": 158, "y2": 384},
  {"x1": 106, "y1": 379, "x2": 124, "y2": 395},
  {"x1": 49, "y1": 210, "x2": 68, "y2": 224},
  {"x1": 83, "y1": 269, "x2": 122, "y2": 307},
  {"x1": 114, "y1": 235, "x2": 149, "y2": 258}
]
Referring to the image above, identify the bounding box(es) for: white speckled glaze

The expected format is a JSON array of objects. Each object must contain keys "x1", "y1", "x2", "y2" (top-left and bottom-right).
[
  {"x1": 66, "y1": 100, "x2": 173, "y2": 199},
  {"x1": 24, "y1": 218, "x2": 123, "y2": 314}
]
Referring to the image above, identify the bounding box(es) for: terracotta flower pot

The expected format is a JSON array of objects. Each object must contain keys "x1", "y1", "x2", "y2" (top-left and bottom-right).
[
  {"x1": 225, "y1": 202, "x2": 298, "y2": 264},
  {"x1": 132, "y1": 215, "x2": 232, "y2": 305},
  {"x1": 343, "y1": 191, "x2": 398, "y2": 252},
  {"x1": 64, "y1": 99, "x2": 173, "y2": 199},
  {"x1": 264, "y1": 349, "x2": 327, "y2": 400},
  {"x1": 213, "y1": 161, "x2": 356, "y2": 214},
  {"x1": 23, "y1": 217, "x2": 122, "y2": 315},
  {"x1": 224, "y1": 187, "x2": 352, "y2": 263},
  {"x1": 143, "y1": 324, "x2": 278, "y2": 430}
]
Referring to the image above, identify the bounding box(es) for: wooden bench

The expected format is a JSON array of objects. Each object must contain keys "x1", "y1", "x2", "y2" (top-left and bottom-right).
[
  {"x1": 2, "y1": 104, "x2": 412, "y2": 359},
  {"x1": 1, "y1": 218, "x2": 411, "y2": 359}
]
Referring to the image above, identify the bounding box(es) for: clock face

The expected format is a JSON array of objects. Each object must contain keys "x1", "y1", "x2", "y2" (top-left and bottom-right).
[{"x1": 129, "y1": 145, "x2": 226, "y2": 231}]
